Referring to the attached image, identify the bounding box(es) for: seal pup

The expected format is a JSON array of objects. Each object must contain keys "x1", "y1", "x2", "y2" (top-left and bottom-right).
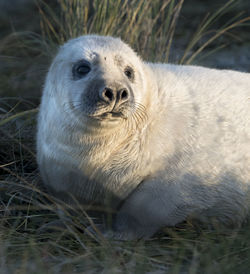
[{"x1": 37, "y1": 35, "x2": 250, "y2": 240}]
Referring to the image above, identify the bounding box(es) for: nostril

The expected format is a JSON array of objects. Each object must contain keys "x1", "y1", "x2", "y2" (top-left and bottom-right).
[
  {"x1": 101, "y1": 87, "x2": 129, "y2": 104},
  {"x1": 121, "y1": 89, "x2": 128, "y2": 100},
  {"x1": 102, "y1": 88, "x2": 114, "y2": 102},
  {"x1": 120, "y1": 89, "x2": 129, "y2": 101}
]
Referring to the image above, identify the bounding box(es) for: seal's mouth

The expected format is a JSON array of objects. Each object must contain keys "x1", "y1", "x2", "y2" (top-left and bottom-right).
[
  {"x1": 86, "y1": 100, "x2": 131, "y2": 120},
  {"x1": 89, "y1": 110, "x2": 127, "y2": 120},
  {"x1": 101, "y1": 112, "x2": 123, "y2": 117}
]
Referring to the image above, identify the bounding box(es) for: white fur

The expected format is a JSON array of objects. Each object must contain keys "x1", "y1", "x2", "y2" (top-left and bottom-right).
[{"x1": 37, "y1": 35, "x2": 250, "y2": 239}]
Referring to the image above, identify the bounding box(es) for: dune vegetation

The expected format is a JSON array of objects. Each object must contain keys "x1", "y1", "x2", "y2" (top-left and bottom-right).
[{"x1": 0, "y1": 0, "x2": 249, "y2": 273}]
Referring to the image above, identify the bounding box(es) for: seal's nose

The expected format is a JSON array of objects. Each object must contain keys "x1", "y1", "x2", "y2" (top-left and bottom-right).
[{"x1": 100, "y1": 87, "x2": 130, "y2": 105}]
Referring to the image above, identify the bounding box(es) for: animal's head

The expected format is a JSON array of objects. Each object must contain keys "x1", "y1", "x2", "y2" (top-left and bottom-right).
[{"x1": 45, "y1": 35, "x2": 151, "y2": 129}]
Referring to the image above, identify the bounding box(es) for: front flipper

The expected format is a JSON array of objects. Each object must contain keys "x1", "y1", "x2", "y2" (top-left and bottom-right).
[{"x1": 110, "y1": 178, "x2": 194, "y2": 240}]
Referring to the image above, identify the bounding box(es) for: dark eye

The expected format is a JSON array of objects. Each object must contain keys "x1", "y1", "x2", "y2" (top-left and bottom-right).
[
  {"x1": 73, "y1": 61, "x2": 91, "y2": 79},
  {"x1": 124, "y1": 66, "x2": 134, "y2": 80}
]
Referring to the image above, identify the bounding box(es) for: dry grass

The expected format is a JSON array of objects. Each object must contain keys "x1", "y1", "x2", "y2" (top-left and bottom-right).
[{"x1": 0, "y1": 0, "x2": 250, "y2": 273}]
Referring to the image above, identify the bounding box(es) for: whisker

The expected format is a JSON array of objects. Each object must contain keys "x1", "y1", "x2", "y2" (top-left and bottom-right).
[
  {"x1": 62, "y1": 99, "x2": 148, "y2": 133},
  {"x1": 125, "y1": 101, "x2": 148, "y2": 132}
]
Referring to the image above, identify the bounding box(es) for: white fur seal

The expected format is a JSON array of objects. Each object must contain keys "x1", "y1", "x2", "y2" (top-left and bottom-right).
[{"x1": 37, "y1": 35, "x2": 250, "y2": 240}]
